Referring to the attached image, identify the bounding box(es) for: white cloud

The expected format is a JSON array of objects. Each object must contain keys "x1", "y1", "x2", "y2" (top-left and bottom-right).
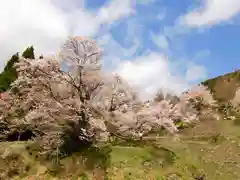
[
  {"x1": 95, "y1": 2, "x2": 208, "y2": 100},
  {"x1": 186, "y1": 63, "x2": 207, "y2": 82},
  {"x1": 0, "y1": 0, "x2": 208, "y2": 100},
  {"x1": 97, "y1": 33, "x2": 126, "y2": 71},
  {"x1": 97, "y1": 0, "x2": 135, "y2": 24},
  {"x1": 179, "y1": 0, "x2": 240, "y2": 27},
  {"x1": 0, "y1": 0, "x2": 135, "y2": 70},
  {"x1": 97, "y1": 18, "x2": 142, "y2": 72},
  {"x1": 0, "y1": 0, "x2": 91, "y2": 70},
  {"x1": 151, "y1": 33, "x2": 169, "y2": 50},
  {"x1": 163, "y1": 24, "x2": 190, "y2": 40},
  {"x1": 116, "y1": 53, "x2": 190, "y2": 100}
]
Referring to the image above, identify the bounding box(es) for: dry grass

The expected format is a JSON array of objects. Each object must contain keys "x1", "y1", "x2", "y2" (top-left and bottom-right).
[
  {"x1": 1, "y1": 117, "x2": 240, "y2": 180},
  {"x1": 107, "y1": 118, "x2": 240, "y2": 180},
  {"x1": 202, "y1": 70, "x2": 240, "y2": 103},
  {"x1": 1, "y1": 70, "x2": 240, "y2": 180}
]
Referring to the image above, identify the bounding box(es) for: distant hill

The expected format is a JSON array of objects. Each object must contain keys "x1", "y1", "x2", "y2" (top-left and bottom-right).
[{"x1": 202, "y1": 70, "x2": 240, "y2": 103}]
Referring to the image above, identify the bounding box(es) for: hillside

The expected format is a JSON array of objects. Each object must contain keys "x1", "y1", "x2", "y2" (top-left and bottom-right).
[
  {"x1": 0, "y1": 70, "x2": 239, "y2": 180},
  {"x1": 1, "y1": 118, "x2": 240, "y2": 180},
  {"x1": 202, "y1": 69, "x2": 240, "y2": 103}
]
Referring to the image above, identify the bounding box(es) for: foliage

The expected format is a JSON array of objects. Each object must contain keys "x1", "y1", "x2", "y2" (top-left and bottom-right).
[
  {"x1": 21, "y1": 46, "x2": 35, "y2": 59},
  {"x1": 0, "y1": 36, "x2": 218, "y2": 157},
  {"x1": 0, "y1": 46, "x2": 35, "y2": 93},
  {"x1": 0, "y1": 53, "x2": 19, "y2": 93}
]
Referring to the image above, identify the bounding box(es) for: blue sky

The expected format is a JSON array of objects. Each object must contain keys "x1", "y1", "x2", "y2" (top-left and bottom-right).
[
  {"x1": 1, "y1": 0, "x2": 240, "y2": 98},
  {"x1": 88, "y1": 0, "x2": 239, "y2": 78}
]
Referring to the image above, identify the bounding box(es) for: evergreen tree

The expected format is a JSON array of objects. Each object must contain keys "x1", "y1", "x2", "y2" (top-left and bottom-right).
[
  {"x1": 22, "y1": 45, "x2": 35, "y2": 59},
  {"x1": 0, "y1": 53, "x2": 19, "y2": 92},
  {"x1": 0, "y1": 46, "x2": 36, "y2": 93}
]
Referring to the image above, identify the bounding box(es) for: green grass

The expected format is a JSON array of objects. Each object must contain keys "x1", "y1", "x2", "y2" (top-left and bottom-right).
[
  {"x1": 107, "y1": 119, "x2": 240, "y2": 180},
  {"x1": 1, "y1": 118, "x2": 240, "y2": 180},
  {"x1": 1, "y1": 60, "x2": 239, "y2": 180}
]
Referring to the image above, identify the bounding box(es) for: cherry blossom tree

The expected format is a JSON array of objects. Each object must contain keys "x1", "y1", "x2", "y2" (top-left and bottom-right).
[
  {"x1": 0, "y1": 36, "x2": 218, "y2": 155},
  {"x1": 0, "y1": 37, "x2": 142, "y2": 154}
]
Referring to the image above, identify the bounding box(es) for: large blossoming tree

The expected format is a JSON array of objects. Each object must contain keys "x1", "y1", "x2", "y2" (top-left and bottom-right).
[{"x1": 0, "y1": 36, "x2": 217, "y2": 155}]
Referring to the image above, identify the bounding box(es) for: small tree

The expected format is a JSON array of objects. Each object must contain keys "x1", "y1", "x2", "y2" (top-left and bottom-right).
[
  {"x1": 22, "y1": 46, "x2": 35, "y2": 59},
  {"x1": 0, "y1": 46, "x2": 35, "y2": 93},
  {"x1": 0, "y1": 53, "x2": 19, "y2": 93}
]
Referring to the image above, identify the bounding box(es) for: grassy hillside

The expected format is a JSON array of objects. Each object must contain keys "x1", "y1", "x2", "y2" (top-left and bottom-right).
[
  {"x1": 202, "y1": 70, "x2": 240, "y2": 103},
  {"x1": 1, "y1": 70, "x2": 240, "y2": 180},
  {"x1": 1, "y1": 119, "x2": 240, "y2": 180}
]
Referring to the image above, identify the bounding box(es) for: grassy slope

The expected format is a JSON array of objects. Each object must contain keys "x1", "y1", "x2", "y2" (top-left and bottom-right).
[
  {"x1": 202, "y1": 70, "x2": 240, "y2": 103},
  {"x1": 1, "y1": 70, "x2": 240, "y2": 180},
  {"x1": 1, "y1": 119, "x2": 240, "y2": 180},
  {"x1": 109, "y1": 118, "x2": 240, "y2": 180}
]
